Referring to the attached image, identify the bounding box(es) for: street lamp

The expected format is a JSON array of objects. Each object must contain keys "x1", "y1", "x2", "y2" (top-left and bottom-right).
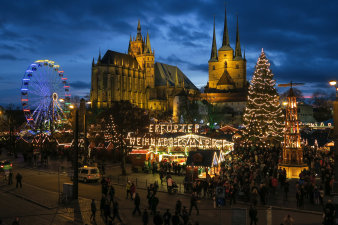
[
  {"x1": 329, "y1": 80, "x2": 338, "y2": 224},
  {"x1": 329, "y1": 80, "x2": 338, "y2": 99}
]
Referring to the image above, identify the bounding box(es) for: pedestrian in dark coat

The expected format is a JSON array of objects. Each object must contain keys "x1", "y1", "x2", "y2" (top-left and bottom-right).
[
  {"x1": 8, "y1": 170, "x2": 13, "y2": 185},
  {"x1": 249, "y1": 205, "x2": 258, "y2": 225},
  {"x1": 151, "y1": 195, "x2": 159, "y2": 215},
  {"x1": 133, "y1": 193, "x2": 141, "y2": 215},
  {"x1": 112, "y1": 201, "x2": 122, "y2": 222},
  {"x1": 100, "y1": 195, "x2": 105, "y2": 215},
  {"x1": 163, "y1": 209, "x2": 171, "y2": 225},
  {"x1": 142, "y1": 209, "x2": 149, "y2": 225},
  {"x1": 90, "y1": 199, "x2": 96, "y2": 221},
  {"x1": 153, "y1": 211, "x2": 164, "y2": 225},
  {"x1": 189, "y1": 194, "x2": 199, "y2": 215},
  {"x1": 104, "y1": 201, "x2": 112, "y2": 223},
  {"x1": 109, "y1": 185, "x2": 115, "y2": 203},
  {"x1": 172, "y1": 213, "x2": 180, "y2": 225},
  {"x1": 175, "y1": 199, "x2": 182, "y2": 215},
  {"x1": 15, "y1": 173, "x2": 22, "y2": 188},
  {"x1": 181, "y1": 207, "x2": 189, "y2": 225}
]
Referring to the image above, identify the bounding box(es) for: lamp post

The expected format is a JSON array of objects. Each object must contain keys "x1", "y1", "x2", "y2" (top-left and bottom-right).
[
  {"x1": 329, "y1": 80, "x2": 338, "y2": 225},
  {"x1": 69, "y1": 104, "x2": 79, "y2": 200}
]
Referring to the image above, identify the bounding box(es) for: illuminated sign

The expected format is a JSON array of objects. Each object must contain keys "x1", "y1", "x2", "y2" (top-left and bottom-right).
[
  {"x1": 149, "y1": 124, "x2": 200, "y2": 134},
  {"x1": 126, "y1": 133, "x2": 233, "y2": 150}
]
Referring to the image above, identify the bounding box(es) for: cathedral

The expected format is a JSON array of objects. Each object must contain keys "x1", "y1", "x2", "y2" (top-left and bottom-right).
[{"x1": 90, "y1": 20, "x2": 199, "y2": 112}]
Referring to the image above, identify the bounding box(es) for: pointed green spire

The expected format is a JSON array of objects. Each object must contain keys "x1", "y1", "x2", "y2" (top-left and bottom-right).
[
  {"x1": 234, "y1": 16, "x2": 242, "y2": 59},
  {"x1": 219, "y1": 7, "x2": 232, "y2": 51},
  {"x1": 209, "y1": 16, "x2": 218, "y2": 62}
]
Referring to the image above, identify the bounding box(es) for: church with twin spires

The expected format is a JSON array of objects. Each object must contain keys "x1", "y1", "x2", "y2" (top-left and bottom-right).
[{"x1": 90, "y1": 7, "x2": 247, "y2": 115}]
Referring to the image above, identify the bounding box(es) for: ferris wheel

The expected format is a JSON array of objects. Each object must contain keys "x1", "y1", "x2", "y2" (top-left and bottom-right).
[{"x1": 21, "y1": 60, "x2": 71, "y2": 132}]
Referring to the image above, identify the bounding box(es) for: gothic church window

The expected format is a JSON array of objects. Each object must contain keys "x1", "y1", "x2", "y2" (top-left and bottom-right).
[
  {"x1": 236, "y1": 64, "x2": 239, "y2": 69},
  {"x1": 224, "y1": 62, "x2": 227, "y2": 68},
  {"x1": 213, "y1": 65, "x2": 215, "y2": 70}
]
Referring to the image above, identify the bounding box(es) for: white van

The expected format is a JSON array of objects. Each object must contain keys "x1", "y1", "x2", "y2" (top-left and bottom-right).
[{"x1": 78, "y1": 166, "x2": 100, "y2": 183}]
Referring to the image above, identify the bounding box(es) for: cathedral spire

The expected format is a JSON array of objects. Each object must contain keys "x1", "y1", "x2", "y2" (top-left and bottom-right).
[
  {"x1": 219, "y1": 6, "x2": 231, "y2": 51},
  {"x1": 144, "y1": 31, "x2": 152, "y2": 54},
  {"x1": 136, "y1": 20, "x2": 142, "y2": 41},
  {"x1": 92, "y1": 57, "x2": 95, "y2": 66},
  {"x1": 234, "y1": 16, "x2": 242, "y2": 59},
  {"x1": 97, "y1": 49, "x2": 101, "y2": 64},
  {"x1": 209, "y1": 16, "x2": 218, "y2": 62}
]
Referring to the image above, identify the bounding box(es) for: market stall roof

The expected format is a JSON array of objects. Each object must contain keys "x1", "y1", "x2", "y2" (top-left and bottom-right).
[{"x1": 186, "y1": 150, "x2": 223, "y2": 167}]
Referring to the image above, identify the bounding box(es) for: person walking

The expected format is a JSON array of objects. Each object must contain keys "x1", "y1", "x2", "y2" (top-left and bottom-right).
[
  {"x1": 172, "y1": 212, "x2": 180, "y2": 225},
  {"x1": 15, "y1": 173, "x2": 22, "y2": 188},
  {"x1": 189, "y1": 193, "x2": 199, "y2": 216},
  {"x1": 126, "y1": 180, "x2": 131, "y2": 199},
  {"x1": 90, "y1": 199, "x2": 96, "y2": 222},
  {"x1": 181, "y1": 207, "x2": 189, "y2": 225},
  {"x1": 100, "y1": 195, "x2": 105, "y2": 216},
  {"x1": 103, "y1": 200, "x2": 112, "y2": 223},
  {"x1": 109, "y1": 185, "x2": 115, "y2": 203},
  {"x1": 142, "y1": 209, "x2": 149, "y2": 225},
  {"x1": 249, "y1": 205, "x2": 258, "y2": 225},
  {"x1": 284, "y1": 180, "x2": 289, "y2": 201},
  {"x1": 133, "y1": 193, "x2": 141, "y2": 216},
  {"x1": 163, "y1": 209, "x2": 171, "y2": 225},
  {"x1": 112, "y1": 201, "x2": 122, "y2": 223},
  {"x1": 151, "y1": 195, "x2": 159, "y2": 215},
  {"x1": 175, "y1": 199, "x2": 182, "y2": 215},
  {"x1": 153, "y1": 211, "x2": 164, "y2": 225},
  {"x1": 8, "y1": 170, "x2": 13, "y2": 185}
]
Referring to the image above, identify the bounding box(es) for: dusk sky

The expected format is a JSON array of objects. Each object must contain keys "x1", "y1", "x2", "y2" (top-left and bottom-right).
[{"x1": 0, "y1": 0, "x2": 337, "y2": 106}]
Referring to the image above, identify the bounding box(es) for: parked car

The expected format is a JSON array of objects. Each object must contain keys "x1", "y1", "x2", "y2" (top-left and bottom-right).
[
  {"x1": 0, "y1": 160, "x2": 12, "y2": 171},
  {"x1": 78, "y1": 166, "x2": 100, "y2": 183}
]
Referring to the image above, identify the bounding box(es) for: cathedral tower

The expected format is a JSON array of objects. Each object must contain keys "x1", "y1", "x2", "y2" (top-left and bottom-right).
[
  {"x1": 128, "y1": 20, "x2": 155, "y2": 88},
  {"x1": 207, "y1": 9, "x2": 246, "y2": 92}
]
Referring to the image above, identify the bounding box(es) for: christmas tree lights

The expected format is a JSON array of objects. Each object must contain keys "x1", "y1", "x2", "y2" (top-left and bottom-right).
[{"x1": 242, "y1": 49, "x2": 284, "y2": 146}]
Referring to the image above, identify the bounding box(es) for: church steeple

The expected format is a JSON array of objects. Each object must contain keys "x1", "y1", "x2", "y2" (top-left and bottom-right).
[
  {"x1": 234, "y1": 16, "x2": 242, "y2": 59},
  {"x1": 219, "y1": 7, "x2": 232, "y2": 51},
  {"x1": 136, "y1": 19, "x2": 142, "y2": 41},
  {"x1": 97, "y1": 49, "x2": 101, "y2": 64},
  {"x1": 209, "y1": 17, "x2": 218, "y2": 62},
  {"x1": 92, "y1": 57, "x2": 95, "y2": 66},
  {"x1": 144, "y1": 31, "x2": 152, "y2": 54}
]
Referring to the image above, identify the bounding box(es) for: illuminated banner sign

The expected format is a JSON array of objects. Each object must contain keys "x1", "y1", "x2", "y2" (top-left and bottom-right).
[
  {"x1": 126, "y1": 133, "x2": 233, "y2": 150},
  {"x1": 149, "y1": 124, "x2": 200, "y2": 134}
]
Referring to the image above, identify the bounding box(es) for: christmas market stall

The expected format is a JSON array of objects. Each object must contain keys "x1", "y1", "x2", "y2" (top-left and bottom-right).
[{"x1": 186, "y1": 149, "x2": 225, "y2": 180}]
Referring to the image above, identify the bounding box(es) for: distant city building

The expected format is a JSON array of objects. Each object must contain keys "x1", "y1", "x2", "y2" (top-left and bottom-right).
[
  {"x1": 90, "y1": 20, "x2": 199, "y2": 111},
  {"x1": 297, "y1": 103, "x2": 316, "y2": 123}
]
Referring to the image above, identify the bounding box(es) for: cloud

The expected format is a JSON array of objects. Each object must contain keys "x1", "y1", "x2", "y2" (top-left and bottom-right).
[
  {"x1": 0, "y1": 54, "x2": 24, "y2": 61},
  {"x1": 71, "y1": 81, "x2": 91, "y2": 90}
]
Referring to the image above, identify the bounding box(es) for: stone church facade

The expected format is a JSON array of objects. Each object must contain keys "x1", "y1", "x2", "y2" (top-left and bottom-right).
[{"x1": 90, "y1": 21, "x2": 199, "y2": 112}]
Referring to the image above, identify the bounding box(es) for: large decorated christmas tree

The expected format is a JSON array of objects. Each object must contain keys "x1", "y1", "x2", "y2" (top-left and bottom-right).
[{"x1": 242, "y1": 49, "x2": 284, "y2": 146}]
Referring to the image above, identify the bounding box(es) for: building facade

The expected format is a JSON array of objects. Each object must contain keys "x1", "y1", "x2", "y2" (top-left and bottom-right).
[{"x1": 90, "y1": 20, "x2": 199, "y2": 111}]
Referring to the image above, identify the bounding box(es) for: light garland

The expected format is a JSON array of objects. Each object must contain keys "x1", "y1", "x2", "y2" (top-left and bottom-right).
[{"x1": 242, "y1": 50, "x2": 284, "y2": 146}]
